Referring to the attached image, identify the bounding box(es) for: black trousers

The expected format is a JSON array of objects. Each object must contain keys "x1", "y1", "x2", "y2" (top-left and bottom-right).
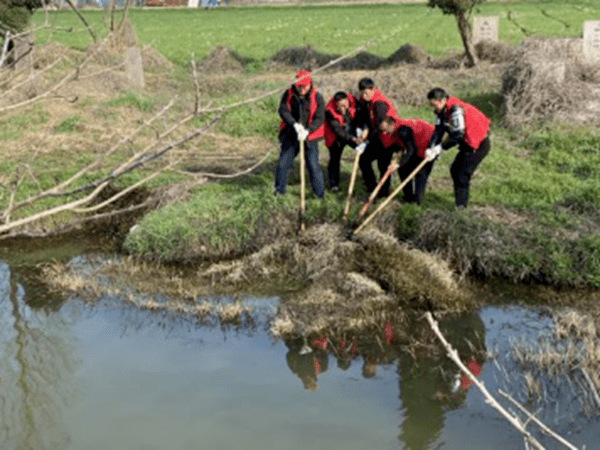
[
  {"x1": 398, "y1": 154, "x2": 435, "y2": 204},
  {"x1": 359, "y1": 139, "x2": 394, "y2": 197},
  {"x1": 450, "y1": 136, "x2": 490, "y2": 207},
  {"x1": 327, "y1": 139, "x2": 352, "y2": 189}
]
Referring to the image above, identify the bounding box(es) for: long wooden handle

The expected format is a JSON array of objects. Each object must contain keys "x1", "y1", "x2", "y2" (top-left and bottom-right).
[
  {"x1": 343, "y1": 151, "x2": 361, "y2": 221},
  {"x1": 353, "y1": 157, "x2": 429, "y2": 235},
  {"x1": 357, "y1": 155, "x2": 400, "y2": 218},
  {"x1": 299, "y1": 138, "x2": 306, "y2": 234}
]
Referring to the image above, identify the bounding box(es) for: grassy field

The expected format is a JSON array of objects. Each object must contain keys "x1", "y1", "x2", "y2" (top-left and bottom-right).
[
  {"x1": 32, "y1": 0, "x2": 600, "y2": 67},
  {"x1": 9, "y1": 1, "x2": 600, "y2": 290}
]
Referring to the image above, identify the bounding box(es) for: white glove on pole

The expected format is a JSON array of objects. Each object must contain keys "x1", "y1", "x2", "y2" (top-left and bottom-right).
[
  {"x1": 355, "y1": 142, "x2": 367, "y2": 154},
  {"x1": 425, "y1": 144, "x2": 442, "y2": 161},
  {"x1": 293, "y1": 123, "x2": 308, "y2": 140}
]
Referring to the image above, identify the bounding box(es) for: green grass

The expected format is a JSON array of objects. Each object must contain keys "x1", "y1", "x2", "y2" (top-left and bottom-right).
[
  {"x1": 0, "y1": 106, "x2": 49, "y2": 141},
  {"x1": 103, "y1": 91, "x2": 155, "y2": 111},
  {"x1": 54, "y1": 114, "x2": 84, "y2": 133},
  {"x1": 31, "y1": 1, "x2": 600, "y2": 67},
  {"x1": 20, "y1": 1, "x2": 600, "y2": 288}
]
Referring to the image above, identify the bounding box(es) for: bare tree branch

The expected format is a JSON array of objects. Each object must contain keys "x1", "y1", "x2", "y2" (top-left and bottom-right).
[
  {"x1": 64, "y1": 0, "x2": 97, "y2": 42},
  {"x1": 177, "y1": 146, "x2": 273, "y2": 179},
  {"x1": 424, "y1": 312, "x2": 547, "y2": 450},
  {"x1": 498, "y1": 390, "x2": 579, "y2": 450}
]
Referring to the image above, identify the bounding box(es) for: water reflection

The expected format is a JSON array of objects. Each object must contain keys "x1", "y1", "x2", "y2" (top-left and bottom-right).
[
  {"x1": 397, "y1": 313, "x2": 486, "y2": 450},
  {"x1": 0, "y1": 262, "x2": 74, "y2": 450},
  {"x1": 2, "y1": 256, "x2": 598, "y2": 450},
  {"x1": 285, "y1": 338, "x2": 329, "y2": 390}
]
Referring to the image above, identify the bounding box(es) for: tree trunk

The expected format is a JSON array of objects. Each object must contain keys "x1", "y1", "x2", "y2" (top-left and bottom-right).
[
  {"x1": 455, "y1": 10, "x2": 478, "y2": 67},
  {"x1": 11, "y1": 32, "x2": 33, "y2": 71}
]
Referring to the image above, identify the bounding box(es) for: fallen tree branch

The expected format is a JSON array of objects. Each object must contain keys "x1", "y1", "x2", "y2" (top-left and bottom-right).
[
  {"x1": 498, "y1": 390, "x2": 578, "y2": 450},
  {"x1": 177, "y1": 146, "x2": 273, "y2": 179},
  {"x1": 64, "y1": 0, "x2": 97, "y2": 42},
  {"x1": 3, "y1": 98, "x2": 176, "y2": 216},
  {"x1": 0, "y1": 181, "x2": 110, "y2": 235},
  {"x1": 424, "y1": 312, "x2": 546, "y2": 450}
]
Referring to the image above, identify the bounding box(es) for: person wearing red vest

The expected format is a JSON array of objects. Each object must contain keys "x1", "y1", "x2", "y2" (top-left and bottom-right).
[
  {"x1": 275, "y1": 69, "x2": 325, "y2": 198},
  {"x1": 426, "y1": 87, "x2": 490, "y2": 209},
  {"x1": 380, "y1": 116, "x2": 436, "y2": 204},
  {"x1": 356, "y1": 78, "x2": 400, "y2": 198},
  {"x1": 323, "y1": 91, "x2": 366, "y2": 192}
]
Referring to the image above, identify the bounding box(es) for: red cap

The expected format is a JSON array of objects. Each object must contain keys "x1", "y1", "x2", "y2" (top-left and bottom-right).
[{"x1": 294, "y1": 69, "x2": 312, "y2": 87}]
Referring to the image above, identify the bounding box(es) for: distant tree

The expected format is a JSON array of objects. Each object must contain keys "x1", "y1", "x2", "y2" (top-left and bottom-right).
[
  {"x1": 0, "y1": 0, "x2": 45, "y2": 33},
  {"x1": 427, "y1": 0, "x2": 487, "y2": 67}
]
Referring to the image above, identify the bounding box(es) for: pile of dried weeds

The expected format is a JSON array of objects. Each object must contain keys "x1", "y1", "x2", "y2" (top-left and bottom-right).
[
  {"x1": 270, "y1": 46, "x2": 338, "y2": 69},
  {"x1": 502, "y1": 37, "x2": 600, "y2": 125},
  {"x1": 200, "y1": 222, "x2": 467, "y2": 342},
  {"x1": 197, "y1": 45, "x2": 244, "y2": 73},
  {"x1": 474, "y1": 39, "x2": 514, "y2": 64},
  {"x1": 387, "y1": 43, "x2": 430, "y2": 65}
]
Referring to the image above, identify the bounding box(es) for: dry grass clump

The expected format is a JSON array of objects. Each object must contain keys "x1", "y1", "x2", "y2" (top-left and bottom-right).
[
  {"x1": 335, "y1": 51, "x2": 386, "y2": 71},
  {"x1": 474, "y1": 40, "x2": 514, "y2": 64},
  {"x1": 427, "y1": 50, "x2": 465, "y2": 70},
  {"x1": 216, "y1": 302, "x2": 250, "y2": 324},
  {"x1": 40, "y1": 260, "x2": 104, "y2": 300},
  {"x1": 197, "y1": 46, "x2": 244, "y2": 73},
  {"x1": 270, "y1": 46, "x2": 339, "y2": 69},
  {"x1": 502, "y1": 37, "x2": 600, "y2": 126},
  {"x1": 197, "y1": 221, "x2": 466, "y2": 343},
  {"x1": 365, "y1": 66, "x2": 436, "y2": 107},
  {"x1": 353, "y1": 228, "x2": 464, "y2": 309},
  {"x1": 387, "y1": 43, "x2": 430, "y2": 65},
  {"x1": 511, "y1": 307, "x2": 600, "y2": 412}
]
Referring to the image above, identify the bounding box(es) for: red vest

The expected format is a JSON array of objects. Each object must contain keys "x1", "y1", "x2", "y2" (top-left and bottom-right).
[
  {"x1": 323, "y1": 93, "x2": 357, "y2": 147},
  {"x1": 365, "y1": 89, "x2": 398, "y2": 148},
  {"x1": 279, "y1": 87, "x2": 324, "y2": 141},
  {"x1": 444, "y1": 96, "x2": 489, "y2": 150},
  {"x1": 391, "y1": 118, "x2": 434, "y2": 158}
]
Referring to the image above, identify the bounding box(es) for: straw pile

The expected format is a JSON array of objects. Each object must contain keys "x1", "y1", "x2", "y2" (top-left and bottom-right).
[{"x1": 502, "y1": 37, "x2": 600, "y2": 125}]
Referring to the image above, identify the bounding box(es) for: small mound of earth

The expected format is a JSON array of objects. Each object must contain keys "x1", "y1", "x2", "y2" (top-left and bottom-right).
[
  {"x1": 197, "y1": 46, "x2": 243, "y2": 73},
  {"x1": 270, "y1": 46, "x2": 339, "y2": 69},
  {"x1": 475, "y1": 40, "x2": 514, "y2": 64},
  {"x1": 335, "y1": 51, "x2": 387, "y2": 71},
  {"x1": 387, "y1": 43, "x2": 429, "y2": 65}
]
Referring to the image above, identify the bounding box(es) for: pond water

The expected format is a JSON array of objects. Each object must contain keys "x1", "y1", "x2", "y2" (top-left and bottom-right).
[{"x1": 1, "y1": 250, "x2": 599, "y2": 449}]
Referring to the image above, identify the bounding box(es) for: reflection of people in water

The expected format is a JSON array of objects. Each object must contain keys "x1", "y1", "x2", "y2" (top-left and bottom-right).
[
  {"x1": 397, "y1": 312, "x2": 486, "y2": 450},
  {"x1": 285, "y1": 337, "x2": 329, "y2": 391}
]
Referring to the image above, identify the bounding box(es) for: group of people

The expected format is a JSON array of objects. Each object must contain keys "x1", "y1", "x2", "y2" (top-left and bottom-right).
[{"x1": 274, "y1": 69, "x2": 491, "y2": 210}]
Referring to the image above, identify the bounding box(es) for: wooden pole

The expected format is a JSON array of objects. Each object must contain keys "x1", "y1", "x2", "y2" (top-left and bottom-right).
[
  {"x1": 356, "y1": 154, "x2": 400, "y2": 219},
  {"x1": 353, "y1": 157, "x2": 429, "y2": 235},
  {"x1": 299, "y1": 138, "x2": 306, "y2": 234},
  {"x1": 343, "y1": 151, "x2": 361, "y2": 221}
]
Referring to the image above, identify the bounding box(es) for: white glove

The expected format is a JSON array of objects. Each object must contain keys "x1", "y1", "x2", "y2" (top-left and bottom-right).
[
  {"x1": 425, "y1": 144, "x2": 442, "y2": 160},
  {"x1": 293, "y1": 123, "x2": 308, "y2": 141},
  {"x1": 355, "y1": 128, "x2": 363, "y2": 138},
  {"x1": 355, "y1": 142, "x2": 367, "y2": 154}
]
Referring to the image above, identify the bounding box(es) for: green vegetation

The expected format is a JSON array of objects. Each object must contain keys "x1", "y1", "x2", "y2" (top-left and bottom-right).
[
  {"x1": 8, "y1": 2, "x2": 599, "y2": 290},
  {"x1": 103, "y1": 92, "x2": 155, "y2": 111},
  {"x1": 31, "y1": 1, "x2": 599, "y2": 67}
]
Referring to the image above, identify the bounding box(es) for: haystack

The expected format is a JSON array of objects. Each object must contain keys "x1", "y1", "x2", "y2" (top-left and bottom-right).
[
  {"x1": 270, "y1": 46, "x2": 338, "y2": 69},
  {"x1": 388, "y1": 43, "x2": 429, "y2": 65},
  {"x1": 502, "y1": 37, "x2": 600, "y2": 125},
  {"x1": 335, "y1": 51, "x2": 386, "y2": 71},
  {"x1": 475, "y1": 40, "x2": 513, "y2": 64},
  {"x1": 197, "y1": 46, "x2": 243, "y2": 73}
]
